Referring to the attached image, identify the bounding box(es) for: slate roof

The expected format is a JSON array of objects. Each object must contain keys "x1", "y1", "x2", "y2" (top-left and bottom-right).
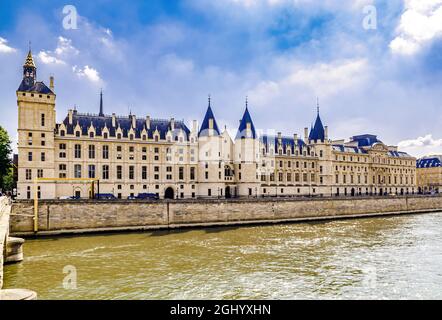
[
  {"x1": 58, "y1": 111, "x2": 190, "y2": 140},
  {"x1": 260, "y1": 135, "x2": 307, "y2": 154},
  {"x1": 308, "y1": 113, "x2": 325, "y2": 142},
  {"x1": 236, "y1": 106, "x2": 257, "y2": 139},
  {"x1": 17, "y1": 80, "x2": 54, "y2": 95},
  {"x1": 350, "y1": 134, "x2": 382, "y2": 147},
  {"x1": 199, "y1": 104, "x2": 220, "y2": 137},
  {"x1": 416, "y1": 157, "x2": 442, "y2": 168}
]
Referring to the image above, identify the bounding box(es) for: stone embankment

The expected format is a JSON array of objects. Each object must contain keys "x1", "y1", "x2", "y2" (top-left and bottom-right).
[
  {"x1": 10, "y1": 195, "x2": 442, "y2": 237},
  {"x1": 0, "y1": 196, "x2": 36, "y2": 300}
]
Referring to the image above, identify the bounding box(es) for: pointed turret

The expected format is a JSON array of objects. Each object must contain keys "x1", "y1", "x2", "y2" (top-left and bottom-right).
[
  {"x1": 235, "y1": 97, "x2": 256, "y2": 139},
  {"x1": 24, "y1": 49, "x2": 35, "y2": 68},
  {"x1": 308, "y1": 101, "x2": 325, "y2": 142},
  {"x1": 198, "y1": 95, "x2": 220, "y2": 137}
]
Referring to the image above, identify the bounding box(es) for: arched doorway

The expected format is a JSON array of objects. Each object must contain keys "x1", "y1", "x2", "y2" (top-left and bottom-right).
[
  {"x1": 225, "y1": 186, "x2": 231, "y2": 199},
  {"x1": 165, "y1": 187, "x2": 174, "y2": 199}
]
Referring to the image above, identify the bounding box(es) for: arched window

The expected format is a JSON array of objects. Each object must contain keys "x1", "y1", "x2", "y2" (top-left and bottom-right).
[
  {"x1": 117, "y1": 133, "x2": 122, "y2": 139},
  {"x1": 60, "y1": 130, "x2": 65, "y2": 137}
]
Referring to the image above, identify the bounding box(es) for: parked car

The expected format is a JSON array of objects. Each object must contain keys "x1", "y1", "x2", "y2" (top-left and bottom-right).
[
  {"x1": 127, "y1": 195, "x2": 137, "y2": 200},
  {"x1": 136, "y1": 193, "x2": 159, "y2": 200},
  {"x1": 95, "y1": 193, "x2": 117, "y2": 200}
]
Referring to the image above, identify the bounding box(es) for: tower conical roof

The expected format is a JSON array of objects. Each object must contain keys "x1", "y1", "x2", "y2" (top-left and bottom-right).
[
  {"x1": 309, "y1": 110, "x2": 325, "y2": 142},
  {"x1": 199, "y1": 96, "x2": 220, "y2": 137},
  {"x1": 236, "y1": 101, "x2": 256, "y2": 139}
]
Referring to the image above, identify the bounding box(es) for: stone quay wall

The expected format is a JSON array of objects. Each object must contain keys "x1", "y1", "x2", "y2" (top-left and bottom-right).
[
  {"x1": 9, "y1": 195, "x2": 442, "y2": 237},
  {"x1": 0, "y1": 197, "x2": 11, "y2": 289}
]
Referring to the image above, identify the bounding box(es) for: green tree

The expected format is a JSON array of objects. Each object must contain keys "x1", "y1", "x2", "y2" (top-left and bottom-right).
[{"x1": 0, "y1": 126, "x2": 12, "y2": 191}]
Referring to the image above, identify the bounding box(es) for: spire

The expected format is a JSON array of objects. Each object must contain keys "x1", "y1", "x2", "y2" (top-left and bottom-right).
[
  {"x1": 309, "y1": 100, "x2": 325, "y2": 142},
  {"x1": 316, "y1": 97, "x2": 320, "y2": 115},
  {"x1": 199, "y1": 96, "x2": 220, "y2": 137},
  {"x1": 99, "y1": 89, "x2": 104, "y2": 117},
  {"x1": 24, "y1": 48, "x2": 35, "y2": 68},
  {"x1": 236, "y1": 98, "x2": 256, "y2": 140}
]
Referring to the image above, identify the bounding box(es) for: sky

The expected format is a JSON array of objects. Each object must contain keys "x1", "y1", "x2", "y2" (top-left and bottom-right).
[{"x1": 0, "y1": 0, "x2": 441, "y2": 157}]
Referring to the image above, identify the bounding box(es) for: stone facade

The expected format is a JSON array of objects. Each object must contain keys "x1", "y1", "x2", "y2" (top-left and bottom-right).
[
  {"x1": 10, "y1": 195, "x2": 442, "y2": 235},
  {"x1": 416, "y1": 156, "x2": 442, "y2": 194},
  {"x1": 16, "y1": 50, "x2": 416, "y2": 200}
]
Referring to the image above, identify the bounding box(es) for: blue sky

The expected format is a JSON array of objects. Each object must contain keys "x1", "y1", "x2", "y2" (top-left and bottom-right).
[{"x1": 0, "y1": 0, "x2": 442, "y2": 156}]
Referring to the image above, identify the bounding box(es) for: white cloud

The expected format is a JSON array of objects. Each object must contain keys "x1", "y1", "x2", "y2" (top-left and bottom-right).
[
  {"x1": 37, "y1": 37, "x2": 79, "y2": 65},
  {"x1": 398, "y1": 134, "x2": 442, "y2": 157},
  {"x1": 73, "y1": 65, "x2": 101, "y2": 82},
  {"x1": 38, "y1": 51, "x2": 66, "y2": 65},
  {"x1": 54, "y1": 36, "x2": 79, "y2": 56},
  {"x1": 249, "y1": 59, "x2": 369, "y2": 106},
  {"x1": 390, "y1": 0, "x2": 442, "y2": 55},
  {"x1": 0, "y1": 37, "x2": 16, "y2": 53}
]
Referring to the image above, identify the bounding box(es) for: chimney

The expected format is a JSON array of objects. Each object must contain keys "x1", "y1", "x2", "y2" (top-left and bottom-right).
[
  {"x1": 68, "y1": 109, "x2": 73, "y2": 125},
  {"x1": 192, "y1": 120, "x2": 198, "y2": 133},
  {"x1": 49, "y1": 76, "x2": 54, "y2": 91},
  {"x1": 325, "y1": 126, "x2": 329, "y2": 140},
  {"x1": 146, "y1": 116, "x2": 151, "y2": 130},
  {"x1": 209, "y1": 118, "x2": 214, "y2": 130},
  {"x1": 112, "y1": 113, "x2": 116, "y2": 127},
  {"x1": 278, "y1": 132, "x2": 282, "y2": 140},
  {"x1": 131, "y1": 114, "x2": 136, "y2": 128},
  {"x1": 304, "y1": 127, "x2": 309, "y2": 143},
  {"x1": 294, "y1": 133, "x2": 298, "y2": 144},
  {"x1": 170, "y1": 118, "x2": 175, "y2": 130}
]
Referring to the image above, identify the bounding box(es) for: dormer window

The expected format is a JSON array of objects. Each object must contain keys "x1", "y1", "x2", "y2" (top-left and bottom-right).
[
  {"x1": 142, "y1": 135, "x2": 147, "y2": 141},
  {"x1": 60, "y1": 130, "x2": 65, "y2": 137},
  {"x1": 103, "y1": 132, "x2": 108, "y2": 139},
  {"x1": 89, "y1": 132, "x2": 94, "y2": 138},
  {"x1": 117, "y1": 133, "x2": 122, "y2": 139},
  {"x1": 155, "y1": 135, "x2": 159, "y2": 142},
  {"x1": 129, "y1": 134, "x2": 134, "y2": 140},
  {"x1": 76, "y1": 131, "x2": 80, "y2": 137}
]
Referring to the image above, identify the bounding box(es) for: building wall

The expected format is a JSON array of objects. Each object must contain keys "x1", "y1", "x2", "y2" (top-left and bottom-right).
[{"x1": 417, "y1": 167, "x2": 442, "y2": 193}]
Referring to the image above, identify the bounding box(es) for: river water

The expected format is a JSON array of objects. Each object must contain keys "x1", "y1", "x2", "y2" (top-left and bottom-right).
[{"x1": 4, "y1": 212, "x2": 442, "y2": 300}]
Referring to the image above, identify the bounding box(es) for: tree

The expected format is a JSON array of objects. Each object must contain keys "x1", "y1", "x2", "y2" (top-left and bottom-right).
[{"x1": 0, "y1": 126, "x2": 12, "y2": 191}]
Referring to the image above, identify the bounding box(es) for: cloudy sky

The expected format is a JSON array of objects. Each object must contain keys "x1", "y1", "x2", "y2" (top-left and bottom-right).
[{"x1": 0, "y1": 0, "x2": 441, "y2": 157}]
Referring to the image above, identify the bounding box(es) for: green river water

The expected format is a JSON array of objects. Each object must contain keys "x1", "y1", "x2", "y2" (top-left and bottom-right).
[{"x1": 4, "y1": 212, "x2": 442, "y2": 299}]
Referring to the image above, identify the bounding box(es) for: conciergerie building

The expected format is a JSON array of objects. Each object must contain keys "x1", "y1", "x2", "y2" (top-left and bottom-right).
[{"x1": 16, "y1": 50, "x2": 417, "y2": 200}]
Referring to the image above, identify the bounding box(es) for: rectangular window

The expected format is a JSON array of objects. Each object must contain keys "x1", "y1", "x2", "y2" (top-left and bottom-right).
[
  {"x1": 102, "y1": 145, "x2": 109, "y2": 159},
  {"x1": 117, "y1": 166, "x2": 122, "y2": 180},
  {"x1": 74, "y1": 144, "x2": 81, "y2": 158},
  {"x1": 74, "y1": 165, "x2": 82, "y2": 178},
  {"x1": 129, "y1": 166, "x2": 134, "y2": 180},
  {"x1": 41, "y1": 113, "x2": 45, "y2": 127},
  {"x1": 179, "y1": 167, "x2": 184, "y2": 180},
  {"x1": 59, "y1": 143, "x2": 66, "y2": 158},
  {"x1": 41, "y1": 152, "x2": 45, "y2": 162},
  {"x1": 102, "y1": 165, "x2": 109, "y2": 180},
  {"x1": 89, "y1": 145, "x2": 95, "y2": 159},
  {"x1": 37, "y1": 169, "x2": 43, "y2": 178},
  {"x1": 26, "y1": 169, "x2": 32, "y2": 180},
  {"x1": 142, "y1": 166, "x2": 147, "y2": 180},
  {"x1": 88, "y1": 165, "x2": 95, "y2": 179},
  {"x1": 28, "y1": 152, "x2": 32, "y2": 161},
  {"x1": 190, "y1": 167, "x2": 195, "y2": 180}
]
